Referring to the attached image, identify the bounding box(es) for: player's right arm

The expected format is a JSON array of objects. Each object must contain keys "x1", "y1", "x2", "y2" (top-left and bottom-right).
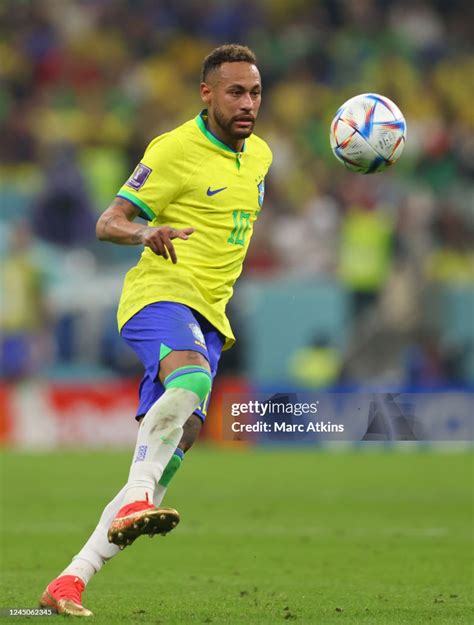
[{"x1": 96, "y1": 196, "x2": 194, "y2": 264}]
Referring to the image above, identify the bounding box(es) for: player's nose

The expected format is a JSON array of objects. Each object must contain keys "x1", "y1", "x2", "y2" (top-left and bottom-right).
[{"x1": 240, "y1": 92, "x2": 254, "y2": 111}]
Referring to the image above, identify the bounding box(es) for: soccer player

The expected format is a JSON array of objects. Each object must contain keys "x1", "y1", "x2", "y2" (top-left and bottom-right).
[{"x1": 39, "y1": 44, "x2": 272, "y2": 616}]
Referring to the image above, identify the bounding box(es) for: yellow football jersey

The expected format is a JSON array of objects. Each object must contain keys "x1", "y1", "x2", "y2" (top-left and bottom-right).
[{"x1": 116, "y1": 110, "x2": 272, "y2": 350}]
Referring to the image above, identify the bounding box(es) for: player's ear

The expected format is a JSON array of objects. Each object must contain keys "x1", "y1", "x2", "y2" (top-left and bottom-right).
[{"x1": 200, "y1": 82, "x2": 212, "y2": 105}]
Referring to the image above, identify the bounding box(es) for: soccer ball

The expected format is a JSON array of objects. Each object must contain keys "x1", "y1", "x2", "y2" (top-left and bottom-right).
[{"x1": 330, "y1": 93, "x2": 406, "y2": 174}]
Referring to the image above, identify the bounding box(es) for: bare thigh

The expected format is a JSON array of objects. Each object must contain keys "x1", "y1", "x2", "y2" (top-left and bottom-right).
[{"x1": 158, "y1": 349, "x2": 210, "y2": 383}]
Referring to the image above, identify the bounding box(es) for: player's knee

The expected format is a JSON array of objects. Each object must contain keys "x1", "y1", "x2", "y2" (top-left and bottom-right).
[
  {"x1": 164, "y1": 366, "x2": 212, "y2": 403},
  {"x1": 141, "y1": 366, "x2": 211, "y2": 433}
]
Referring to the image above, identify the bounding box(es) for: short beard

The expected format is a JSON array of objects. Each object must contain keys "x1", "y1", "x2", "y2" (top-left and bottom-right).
[{"x1": 213, "y1": 105, "x2": 254, "y2": 139}]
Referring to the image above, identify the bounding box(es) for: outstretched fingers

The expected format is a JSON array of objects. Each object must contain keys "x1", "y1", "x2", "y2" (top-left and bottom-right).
[
  {"x1": 163, "y1": 227, "x2": 195, "y2": 263},
  {"x1": 144, "y1": 226, "x2": 195, "y2": 263},
  {"x1": 175, "y1": 227, "x2": 195, "y2": 239}
]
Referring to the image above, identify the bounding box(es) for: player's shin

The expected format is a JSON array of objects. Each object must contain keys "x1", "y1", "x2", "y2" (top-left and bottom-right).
[
  {"x1": 57, "y1": 449, "x2": 184, "y2": 586},
  {"x1": 122, "y1": 366, "x2": 211, "y2": 505},
  {"x1": 154, "y1": 448, "x2": 184, "y2": 506},
  {"x1": 60, "y1": 486, "x2": 126, "y2": 584}
]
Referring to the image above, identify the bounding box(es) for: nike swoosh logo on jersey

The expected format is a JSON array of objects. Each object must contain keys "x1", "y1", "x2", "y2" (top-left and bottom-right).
[{"x1": 207, "y1": 186, "x2": 227, "y2": 196}]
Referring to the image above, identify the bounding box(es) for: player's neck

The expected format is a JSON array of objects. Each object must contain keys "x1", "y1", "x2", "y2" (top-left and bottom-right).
[{"x1": 205, "y1": 116, "x2": 245, "y2": 153}]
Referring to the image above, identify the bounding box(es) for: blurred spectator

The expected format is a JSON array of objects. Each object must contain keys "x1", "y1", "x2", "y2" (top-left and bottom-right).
[
  {"x1": 0, "y1": 223, "x2": 51, "y2": 379},
  {"x1": 339, "y1": 204, "x2": 394, "y2": 316},
  {"x1": 426, "y1": 201, "x2": 474, "y2": 284},
  {"x1": 31, "y1": 143, "x2": 96, "y2": 246},
  {"x1": 289, "y1": 335, "x2": 342, "y2": 388},
  {"x1": 404, "y1": 330, "x2": 464, "y2": 388}
]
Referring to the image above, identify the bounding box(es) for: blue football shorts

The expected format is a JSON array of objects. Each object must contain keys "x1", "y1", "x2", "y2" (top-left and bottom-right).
[{"x1": 121, "y1": 302, "x2": 225, "y2": 422}]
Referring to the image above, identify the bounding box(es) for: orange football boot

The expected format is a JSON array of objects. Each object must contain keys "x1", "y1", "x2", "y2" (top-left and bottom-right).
[
  {"x1": 40, "y1": 575, "x2": 93, "y2": 617},
  {"x1": 107, "y1": 496, "x2": 179, "y2": 548}
]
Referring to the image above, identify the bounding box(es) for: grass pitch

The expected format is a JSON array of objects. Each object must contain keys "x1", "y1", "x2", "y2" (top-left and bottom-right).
[{"x1": 0, "y1": 446, "x2": 472, "y2": 624}]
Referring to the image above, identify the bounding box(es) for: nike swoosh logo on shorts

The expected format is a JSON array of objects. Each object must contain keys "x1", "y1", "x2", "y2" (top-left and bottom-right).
[{"x1": 207, "y1": 186, "x2": 227, "y2": 196}]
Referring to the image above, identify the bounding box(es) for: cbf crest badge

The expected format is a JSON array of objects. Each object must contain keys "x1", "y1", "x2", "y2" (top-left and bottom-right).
[
  {"x1": 257, "y1": 179, "x2": 265, "y2": 208},
  {"x1": 188, "y1": 323, "x2": 206, "y2": 348}
]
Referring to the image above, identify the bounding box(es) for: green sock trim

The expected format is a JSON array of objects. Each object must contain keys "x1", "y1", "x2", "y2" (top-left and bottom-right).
[
  {"x1": 158, "y1": 453, "x2": 182, "y2": 487},
  {"x1": 163, "y1": 365, "x2": 211, "y2": 382},
  {"x1": 164, "y1": 366, "x2": 212, "y2": 402}
]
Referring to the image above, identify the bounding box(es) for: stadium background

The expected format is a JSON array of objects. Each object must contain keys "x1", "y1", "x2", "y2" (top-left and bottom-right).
[
  {"x1": 0, "y1": 0, "x2": 472, "y2": 445},
  {"x1": 1, "y1": 0, "x2": 472, "y2": 444},
  {"x1": 0, "y1": 2, "x2": 473, "y2": 622}
]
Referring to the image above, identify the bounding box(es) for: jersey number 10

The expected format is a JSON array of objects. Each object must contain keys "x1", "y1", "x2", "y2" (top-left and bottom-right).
[{"x1": 228, "y1": 210, "x2": 251, "y2": 246}]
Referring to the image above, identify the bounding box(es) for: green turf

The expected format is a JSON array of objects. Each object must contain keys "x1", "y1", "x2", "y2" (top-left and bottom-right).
[{"x1": 0, "y1": 447, "x2": 472, "y2": 624}]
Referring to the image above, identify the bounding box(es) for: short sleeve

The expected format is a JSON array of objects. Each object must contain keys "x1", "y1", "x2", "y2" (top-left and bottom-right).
[{"x1": 117, "y1": 133, "x2": 184, "y2": 220}]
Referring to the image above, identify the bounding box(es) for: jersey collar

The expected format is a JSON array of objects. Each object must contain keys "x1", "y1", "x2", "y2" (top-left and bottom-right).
[{"x1": 195, "y1": 110, "x2": 246, "y2": 154}]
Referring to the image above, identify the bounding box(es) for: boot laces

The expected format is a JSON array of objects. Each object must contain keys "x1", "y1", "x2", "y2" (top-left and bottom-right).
[{"x1": 53, "y1": 576, "x2": 84, "y2": 604}]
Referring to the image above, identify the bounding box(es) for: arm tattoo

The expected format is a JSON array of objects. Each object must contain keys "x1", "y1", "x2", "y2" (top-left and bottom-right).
[
  {"x1": 130, "y1": 229, "x2": 146, "y2": 244},
  {"x1": 111, "y1": 196, "x2": 140, "y2": 219},
  {"x1": 97, "y1": 196, "x2": 142, "y2": 243},
  {"x1": 99, "y1": 214, "x2": 118, "y2": 238}
]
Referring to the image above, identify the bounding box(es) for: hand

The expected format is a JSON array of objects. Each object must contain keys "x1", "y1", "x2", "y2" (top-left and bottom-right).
[{"x1": 140, "y1": 226, "x2": 195, "y2": 264}]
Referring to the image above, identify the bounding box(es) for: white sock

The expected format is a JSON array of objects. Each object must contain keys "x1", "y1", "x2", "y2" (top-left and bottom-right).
[
  {"x1": 58, "y1": 388, "x2": 198, "y2": 587},
  {"x1": 60, "y1": 486, "x2": 126, "y2": 585},
  {"x1": 153, "y1": 484, "x2": 167, "y2": 507},
  {"x1": 59, "y1": 478, "x2": 171, "y2": 586},
  {"x1": 122, "y1": 387, "x2": 200, "y2": 505}
]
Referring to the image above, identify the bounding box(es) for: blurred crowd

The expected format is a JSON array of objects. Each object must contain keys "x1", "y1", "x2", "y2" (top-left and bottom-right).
[{"x1": 0, "y1": 0, "x2": 472, "y2": 386}]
